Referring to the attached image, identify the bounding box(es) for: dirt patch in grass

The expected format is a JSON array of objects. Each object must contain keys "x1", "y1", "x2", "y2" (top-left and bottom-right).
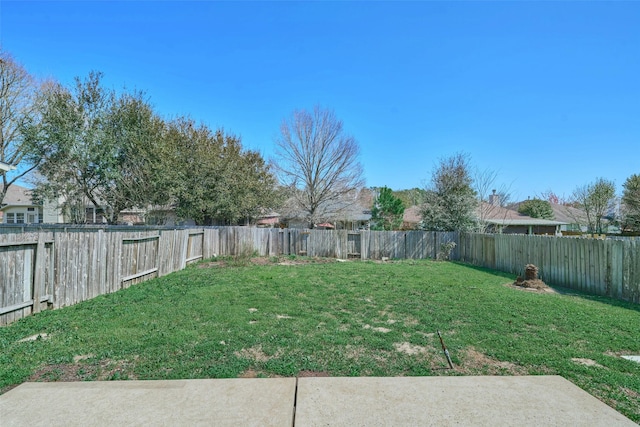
[
  {"x1": 238, "y1": 368, "x2": 283, "y2": 378},
  {"x1": 276, "y1": 314, "x2": 293, "y2": 319},
  {"x1": 394, "y1": 342, "x2": 430, "y2": 355},
  {"x1": 17, "y1": 333, "x2": 49, "y2": 343},
  {"x1": 197, "y1": 261, "x2": 224, "y2": 268},
  {"x1": 29, "y1": 358, "x2": 137, "y2": 383},
  {"x1": 199, "y1": 256, "x2": 339, "y2": 268},
  {"x1": 571, "y1": 358, "x2": 604, "y2": 368},
  {"x1": 392, "y1": 342, "x2": 444, "y2": 370},
  {"x1": 403, "y1": 316, "x2": 420, "y2": 326},
  {"x1": 94, "y1": 359, "x2": 138, "y2": 380},
  {"x1": 620, "y1": 386, "x2": 640, "y2": 400},
  {"x1": 297, "y1": 370, "x2": 330, "y2": 377},
  {"x1": 30, "y1": 364, "x2": 89, "y2": 382},
  {"x1": 238, "y1": 369, "x2": 260, "y2": 378},
  {"x1": 363, "y1": 324, "x2": 392, "y2": 333},
  {"x1": 73, "y1": 354, "x2": 95, "y2": 363},
  {"x1": 234, "y1": 345, "x2": 279, "y2": 362},
  {"x1": 265, "y1": 256, "x2": 336, "y2": 266},
  {"x1": 459, "y1": 348, "x2": 527, "y2": 375},
  {"x1": 505, "y1": 282, "x2": 557, "y2": 294},
  {"x1": 345, "y1": 345, "x2": 369, "y2": 360}
]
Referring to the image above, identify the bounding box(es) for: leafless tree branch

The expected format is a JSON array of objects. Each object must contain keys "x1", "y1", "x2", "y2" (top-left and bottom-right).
[{"x1": 273, "y1": 106, "x2": 364, "y2": 226}]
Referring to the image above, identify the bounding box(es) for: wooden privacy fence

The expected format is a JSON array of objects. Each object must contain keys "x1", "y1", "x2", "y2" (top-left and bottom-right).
[
  {"x1": 458, "y1": 233, "x2": 640, "y2": 304},
  {"x1": 0, "y1": 228, "x2": 218, "y2": 325},
  {"x1": 2, "y1": 227, "x2": 639, "y2": 325},
  {"x1": 0, "y1": 227, "x2": 457, "y2": 325}
]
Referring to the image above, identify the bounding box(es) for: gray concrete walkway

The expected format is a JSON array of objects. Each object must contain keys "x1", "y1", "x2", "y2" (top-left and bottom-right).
[{"x1": 0, "y1": 376, "x2": 636, "y2": 426}]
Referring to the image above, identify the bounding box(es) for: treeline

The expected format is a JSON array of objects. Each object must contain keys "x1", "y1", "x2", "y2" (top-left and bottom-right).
[
  {"x1": 19, "y1": 70, "x2": 280, "y2": 225},
  {"x1": 3, "y1": 49, "x2": 639, "y2": 231}
]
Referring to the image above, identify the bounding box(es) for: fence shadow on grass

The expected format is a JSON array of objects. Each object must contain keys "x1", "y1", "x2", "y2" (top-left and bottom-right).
[{"x1": 454, "y1": 261, "x2": 640, "y2": 314}]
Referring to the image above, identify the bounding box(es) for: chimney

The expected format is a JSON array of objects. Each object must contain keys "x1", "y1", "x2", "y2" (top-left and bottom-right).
[{"x1": 489, "y1": 189, "x2": 500, "y2": 207}]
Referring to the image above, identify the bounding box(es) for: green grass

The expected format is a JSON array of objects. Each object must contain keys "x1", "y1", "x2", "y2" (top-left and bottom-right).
[{"x1": 1, "y1": 258, "x2": 639, "y2": 421}]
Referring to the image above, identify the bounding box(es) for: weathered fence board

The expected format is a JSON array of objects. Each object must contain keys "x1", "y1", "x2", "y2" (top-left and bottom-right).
[
  {"x1": 459, "y1": 233, "x2": 640, "y2": 303},
  {"x1": 2, "y1": 227, "x2": 640, "y2": 325},
  {"x1": 0, "y1": 232, "x2": 54, "y2": 324}
]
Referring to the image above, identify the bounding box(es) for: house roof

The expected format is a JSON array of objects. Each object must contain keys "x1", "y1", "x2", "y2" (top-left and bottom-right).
[
  {"x1": 507, "y1": 200, "x2": 588, "y2": 225},
  {"x1": 0, "y1": 184, "x2": 35, "y2": 207},
  {"x1": 477, "y1": 202, "x2": 568, "y2": 226},
  {"x1": 548, "y1": 203, "x2": 588, "y2": 224},
  {"x1": 483, "y1": 218, "x2": 568, "y2": 226},
  {"x1": 256, "y1": 216, "x2": 279, "y2": 226},
  {"x1": 403, "y1": 206, "x2": 422, "y2": 224},
  {"x1": 316, "y1": 222, "x2": 335, "y2": 229},
  {"x1": 0, "y1": 161, "x2": 16, "y2": 172},
  {"x1": 278, "y1": 188, "x2": 373, "y2": 223},
  {"x1": 477, "y1": 202, "x2": 526, "y2": 221}
]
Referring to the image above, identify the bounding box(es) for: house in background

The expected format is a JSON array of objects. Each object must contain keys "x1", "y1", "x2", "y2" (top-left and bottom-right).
[
  {"x1": 256, "y1": 211, "x2": 281, "y2": 228},
  {"x1": 260, "y1": 189, "x2": 374, "y2": 230},
  {"x1": 395, "y1": 203, "x2": 567, "y2": 234},
  {"x1": 0, "y1": 184, "x2": 62, "y2": 224},
  {"x1": 402, "y1": 206, "x2": 422, "y2": 230},
  {"x1": 548, "y1": 203, "x2": 588, "y2": 233},
  {"x1": 0, "y1": 161, "x2": 16, "y2": 173},
  {"x1": 508, "y1": 200, "x2": 590, "y2": 234},
  {"x1": 477, "y1": 202, "x2": 567, "y2": 235}
]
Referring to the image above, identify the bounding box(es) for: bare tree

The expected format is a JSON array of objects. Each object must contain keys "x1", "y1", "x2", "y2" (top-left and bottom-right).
[
  {"x1": 473, "y1": 167, "x2": 513, "y2": 232},
  {"x1": 539, "y1": 189, "x2": 571, "y2": 206},
  {"x1": 0, "y1": 49, "x2": 45, "y2": 204},
  {"x1": 273, "y1": 106, "x2": 364, "y2": 227}
]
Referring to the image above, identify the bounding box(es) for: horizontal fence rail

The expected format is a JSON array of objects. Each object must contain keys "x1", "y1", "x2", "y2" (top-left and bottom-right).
[{"x1": 1, "y1": 226, "x2": 638, "y2": 325}]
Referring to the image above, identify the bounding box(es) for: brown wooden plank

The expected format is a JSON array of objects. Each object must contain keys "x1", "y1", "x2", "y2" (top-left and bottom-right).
[{"x1": 32, "y1": 235, "x2": 45, "y2": 314}]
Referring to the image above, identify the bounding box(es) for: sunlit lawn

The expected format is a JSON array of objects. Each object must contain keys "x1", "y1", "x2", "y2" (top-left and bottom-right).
[{"x1": 1, "y1": 257, "x2": 639, "y2": 421}]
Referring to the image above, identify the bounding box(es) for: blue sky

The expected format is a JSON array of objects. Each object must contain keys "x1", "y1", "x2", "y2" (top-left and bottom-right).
[{"x1": 2, "y1": 1, "x2": 639, "y2": 201}]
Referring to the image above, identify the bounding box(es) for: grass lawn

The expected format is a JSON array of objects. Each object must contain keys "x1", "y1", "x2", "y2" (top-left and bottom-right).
[{"x1": 1, "y1": 257, "x2": 639, "y2": 422}]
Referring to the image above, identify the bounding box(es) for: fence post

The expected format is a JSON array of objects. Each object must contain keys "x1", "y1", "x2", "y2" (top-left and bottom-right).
[
  {"x1": 433, "y1": 232, "x2": 437, "y2": 260},
  {"x1": 201, "y1": 228, "x2": 206, "y2": 260},
  {"x1": 32, "y1": 234, "x2": 45, "y2": 314}
]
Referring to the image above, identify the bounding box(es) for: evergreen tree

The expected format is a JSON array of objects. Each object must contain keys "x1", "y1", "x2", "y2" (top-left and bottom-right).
[
  {"x1": 371, "y1": 186, "x2": 405, "y2": 230},
  {"x1": 518, "y1": 199, "x2": 554, "y2": 220}
]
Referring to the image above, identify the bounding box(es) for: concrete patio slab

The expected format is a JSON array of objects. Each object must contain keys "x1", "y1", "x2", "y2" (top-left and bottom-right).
[
  {"x1": 0, "y1": 378, "x2": 296, "y2": 427},
  {"x1": 1, "y1": 376, "x2": 636, "y2": 426},
  {"x1": 295, "y1": 376, "x2": 637, "y2": 426}
]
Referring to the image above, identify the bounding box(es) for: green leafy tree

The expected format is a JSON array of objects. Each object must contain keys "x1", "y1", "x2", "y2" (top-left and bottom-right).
[
  {"x1": 24, "y1": 72, "x2": 169, "y2": 223},
  {"x1": 621, "y1": 174, "x2": 640, "y2": 232},
  {"x1": 420, "y1": 153, "x2": 477, "y2": 232},
  {"x1": 168, "y1": 118, "x2": 279, "y2": 225},
  {"x1": 371, "y1": 186, "x2": 405, "y2": 230},
  {"x1": 518, "y1": 198, "x2": 554, "y2": 220},
  {"x1": 571, "y1": 178, "x2": 616, "y2": 234}
]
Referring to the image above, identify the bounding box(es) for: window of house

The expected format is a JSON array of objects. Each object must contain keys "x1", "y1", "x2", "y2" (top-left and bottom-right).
[
  {"x1": 6, "y1": 213, "x2": 15, "y2": 224},
  {"x1": 16, "y1": 213, "x2": 25, "y2": 224}
]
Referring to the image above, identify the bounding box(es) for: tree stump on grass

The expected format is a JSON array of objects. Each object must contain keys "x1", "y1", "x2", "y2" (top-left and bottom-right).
[
  {"x1": 525, "y1": 264, "x2": 539, "y2": 281},
  {"x1": 514, "y1": 264, "x2": 548, "y2": 290}
]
